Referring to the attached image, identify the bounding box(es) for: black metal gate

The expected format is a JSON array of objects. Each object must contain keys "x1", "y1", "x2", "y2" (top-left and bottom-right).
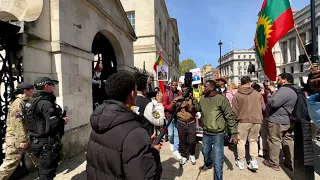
[{"x1": 0, "y1": 21, "x2": 23, "y2": 165}]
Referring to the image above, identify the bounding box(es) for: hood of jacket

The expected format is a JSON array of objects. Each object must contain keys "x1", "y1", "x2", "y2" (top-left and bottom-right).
[
  {"x1": 33, "y1": 90, "x2": 56, "y2": 102},
  {"x1": 238, "y1": 87, "x2": 254, "y2": 95},
  {"x1": 90, "y1": 100, "x2": 139, "y2": 134}
]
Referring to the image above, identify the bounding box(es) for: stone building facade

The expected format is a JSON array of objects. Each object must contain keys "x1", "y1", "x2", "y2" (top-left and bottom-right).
[
  {"x1": 255, "y1": 1, "x2": 320, "y2": 86},
  {"x1": 218, "y1": 49, "x2": 257, "y2": 85},
  {"x1": 0, "y1": 0, "x2": 136, "y2": 166},
  {"x1": 120, "y1": 0, "x2": 180, "y2": 84},
  {"x1": 200, "y1": 64, "x2": 213, "y2": 79},
  {"x1": 205, "y1": 68, "x2": 220, "y2": 81}
]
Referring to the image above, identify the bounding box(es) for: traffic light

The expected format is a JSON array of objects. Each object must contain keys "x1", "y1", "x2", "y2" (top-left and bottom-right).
[{"x1": 299, "y1": 42, "x2": 319, "y2": 64}]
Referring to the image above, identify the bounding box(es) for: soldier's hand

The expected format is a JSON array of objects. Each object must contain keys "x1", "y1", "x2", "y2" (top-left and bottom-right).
[
  {"x1": 20, "y1": 142, "x2": 28, "y2": 149},
  {"x1": 156, "y1": 92, "x2": 163, "y2": 103},
  {"x1": 63, "y1": 116, "x2": 69, "y2": 124}
]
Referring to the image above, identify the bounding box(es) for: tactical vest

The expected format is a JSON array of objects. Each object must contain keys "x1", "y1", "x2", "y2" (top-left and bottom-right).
[
  {"x1": 134, "y1": 95, "x2": 154, "y2": 136},
  {"x1": 23, "y1": 96, "x2": 52, "y2": 137}
]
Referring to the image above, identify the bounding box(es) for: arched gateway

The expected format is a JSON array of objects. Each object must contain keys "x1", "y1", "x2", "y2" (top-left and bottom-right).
[{"x1": 91, "y1": 32, "x2": 119, "y2": 110}]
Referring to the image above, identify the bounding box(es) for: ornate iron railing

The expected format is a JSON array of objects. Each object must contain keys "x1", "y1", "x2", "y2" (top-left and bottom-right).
[{"x1": 0, "y1": 21, "x2": 22, "y2": 164}]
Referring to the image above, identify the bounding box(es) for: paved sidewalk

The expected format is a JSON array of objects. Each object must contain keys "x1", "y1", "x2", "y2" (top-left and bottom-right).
[{"x1": 22, "y1": 142, "x2": 320, "y2": 180}]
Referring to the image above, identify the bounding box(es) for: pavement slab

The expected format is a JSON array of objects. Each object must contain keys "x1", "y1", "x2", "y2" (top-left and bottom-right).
[{"x1": 21, "y1": 141, "x2": 320, "y2": 180}]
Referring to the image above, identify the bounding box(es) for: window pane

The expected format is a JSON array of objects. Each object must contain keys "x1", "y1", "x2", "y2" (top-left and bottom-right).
[{"x1": 132, "y1": 18, "x2": 135, "y2": 25}]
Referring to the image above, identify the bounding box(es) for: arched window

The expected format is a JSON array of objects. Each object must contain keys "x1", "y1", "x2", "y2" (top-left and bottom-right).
[{"x1": 159, "y1": 20, "x2": 162, "y2": 43}]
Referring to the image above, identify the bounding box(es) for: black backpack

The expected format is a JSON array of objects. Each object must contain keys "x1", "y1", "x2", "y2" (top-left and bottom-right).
[{"x1": 282, "y1": 84, "x2": 310, "y2": 122}]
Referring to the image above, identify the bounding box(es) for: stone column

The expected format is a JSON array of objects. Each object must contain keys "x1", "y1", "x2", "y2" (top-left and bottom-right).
[
  {"x1": 287, "y1": 39, "x2": 291, "y2": 62},
  {"x1": 318, "y1": 25, "x2": 320, "y2": 56}
]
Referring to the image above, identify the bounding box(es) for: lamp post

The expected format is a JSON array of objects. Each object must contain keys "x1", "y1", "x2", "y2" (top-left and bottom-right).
[{"x1": 218, "y1": 40, "x2": 223, "y2": 76}]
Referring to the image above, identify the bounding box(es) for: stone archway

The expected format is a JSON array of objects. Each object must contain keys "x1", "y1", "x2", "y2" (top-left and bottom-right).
[{"x1": 91, "y1": 32, "x2": 118, "y2": 110}]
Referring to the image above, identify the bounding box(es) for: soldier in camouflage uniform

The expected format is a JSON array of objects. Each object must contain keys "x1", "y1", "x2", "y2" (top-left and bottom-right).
[{"x1": 0, "y1": 83, "x2": 34, "y2": 180}]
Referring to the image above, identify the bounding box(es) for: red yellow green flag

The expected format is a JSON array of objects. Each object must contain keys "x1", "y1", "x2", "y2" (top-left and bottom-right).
[
  {"x1": 153, "y1": 50, "x2": 165, "y2": 93},
  {"x1": 254, "y1": 0, "x2": 294, "y2": 81}
]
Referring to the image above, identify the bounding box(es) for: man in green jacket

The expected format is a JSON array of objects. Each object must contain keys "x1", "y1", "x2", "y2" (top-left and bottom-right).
[{"x1": 194, "y1": 80, "x2": 238, "y2": 180}]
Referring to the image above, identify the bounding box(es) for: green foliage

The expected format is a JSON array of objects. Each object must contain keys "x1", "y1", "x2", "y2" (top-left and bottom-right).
[{"x1": 179, "y1": 59, "x2": 197, "y2": 75}]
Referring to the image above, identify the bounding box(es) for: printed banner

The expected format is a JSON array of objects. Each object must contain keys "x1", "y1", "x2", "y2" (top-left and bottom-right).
[
  {"x1": 190, "y1": 68, "x2": 201, "y2": 85},
  {"x1": 157, "y1": 65, "x2": 168, "y2": 81}
]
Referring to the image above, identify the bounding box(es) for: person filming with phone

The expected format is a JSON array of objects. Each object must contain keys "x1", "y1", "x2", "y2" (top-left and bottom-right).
[{"x1": 170, "y1": 85, "x2": 198, "y2": 166}]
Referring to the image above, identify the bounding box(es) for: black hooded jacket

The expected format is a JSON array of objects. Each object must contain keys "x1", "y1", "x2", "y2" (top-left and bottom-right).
[{"x1": 86, "y1": 100, "x2": 162, "y2": 180}]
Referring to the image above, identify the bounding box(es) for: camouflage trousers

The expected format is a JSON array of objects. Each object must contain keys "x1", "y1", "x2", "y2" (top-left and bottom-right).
[{"x1": 0, "y1": 142, "x2": 24, "y2": 180}]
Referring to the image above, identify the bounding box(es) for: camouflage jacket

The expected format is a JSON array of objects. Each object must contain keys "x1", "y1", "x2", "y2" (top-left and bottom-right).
[{"x1": 5, "y1": 94, "x2": 28, "y2": 143}]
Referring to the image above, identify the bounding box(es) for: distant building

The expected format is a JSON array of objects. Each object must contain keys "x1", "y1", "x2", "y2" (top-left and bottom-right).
[
  {"x1": 200, "y1": 64, "x2": 214, "y2": 81},
  {"x1": 121, "y1": 0, "x2": 180, "y2": 82},
  {"x1": 217, "y1": 48, "x2": 257, "y2": 85},
  {"x1": 205, "y1": 68, "x2": 220, "y2": 81}
]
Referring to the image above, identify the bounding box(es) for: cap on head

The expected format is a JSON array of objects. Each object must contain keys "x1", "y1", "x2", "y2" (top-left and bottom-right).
[
  {"x1": 34, "y1": 77, "x2": 59, "y2": 87},
  {"x1": 16, "y1": 82, "x2": 34, "y2": 89}
]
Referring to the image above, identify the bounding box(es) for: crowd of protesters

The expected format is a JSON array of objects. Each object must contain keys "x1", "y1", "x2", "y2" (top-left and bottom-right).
[{"x1": 86, "y1": 68, "x2": 320, "y2": 180}]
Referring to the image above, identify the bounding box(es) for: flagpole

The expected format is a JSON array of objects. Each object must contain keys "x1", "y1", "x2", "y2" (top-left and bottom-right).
[{"x1": 294, "y1": 25, "x2": 313, "y2": 65}]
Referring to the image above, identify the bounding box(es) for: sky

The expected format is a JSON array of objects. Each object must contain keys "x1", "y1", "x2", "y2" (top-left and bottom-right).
[{"x1": 166, "y1": 0, "x2": 310, "y2": 68}]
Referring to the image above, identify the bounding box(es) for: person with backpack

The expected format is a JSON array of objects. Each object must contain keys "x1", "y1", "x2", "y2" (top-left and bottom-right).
[{"x1": 263, "y1": 73, "x2": 298, "y2": 171}]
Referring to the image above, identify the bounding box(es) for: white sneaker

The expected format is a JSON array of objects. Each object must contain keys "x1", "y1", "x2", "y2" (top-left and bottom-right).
[
  {"x1": 258, "y1": 149, "x2": 264, "y2": 157},
  {"x1": 236, "y1": 160, "x2": 245, "y2": 170},
  {"x1": 173, "y1": 151, "x2": 182, "y2": 160},
  {"x1": 179, "y1": 157, "x2": 187, "y2": 165},
  {"x1": 190, "y1": 155, "x2": 196, "y2": 165},
  {"x1": 169, "y1": 144, "x2": 174, "y2": 152},
  {"x1": 248, "y1": 159, "x2": 259, "y2": 170}
]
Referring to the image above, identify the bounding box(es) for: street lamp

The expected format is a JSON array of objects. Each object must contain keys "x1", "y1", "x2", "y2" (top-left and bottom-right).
[{"x1": 218, "y1": 40, "x2": 223, "y2": 76}]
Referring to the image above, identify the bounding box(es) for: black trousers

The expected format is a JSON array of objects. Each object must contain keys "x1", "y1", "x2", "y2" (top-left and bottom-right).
[
  {"x1": 177, "y1": 120, "x2": 196, "y2": 158},
  {"x1": 32, "y1": 141, "x2": 61, "y2": 180}
]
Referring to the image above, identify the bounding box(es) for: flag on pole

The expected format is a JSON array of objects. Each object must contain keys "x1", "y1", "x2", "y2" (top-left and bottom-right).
[
  {"x1": 153, "y1": 50, "x2": 165, "y2": 93},
  {"x1": 254, "y1": 0, "x2": 294, "y2": 81}
]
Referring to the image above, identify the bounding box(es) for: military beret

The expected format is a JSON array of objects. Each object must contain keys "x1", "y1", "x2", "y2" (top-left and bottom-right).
[
  {"x1": 16, "y1": 82, "x2": 34, "y2": 89},
  {"x1": 34, "y1": 77, "x2": 59, "y2": 87}
]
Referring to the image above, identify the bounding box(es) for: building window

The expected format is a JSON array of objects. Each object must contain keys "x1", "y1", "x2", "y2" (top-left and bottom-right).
[
  {"x1": 127, "y1": 12, "x2": 135, "y2": 30},
  {"x1": 299, "y1": 33, "x2": 306, "y2": 55},
  {"x1": 164, "y1": 32, "x2": 167, "y2": 49},
  {"x1": 291, "y1": 66, "x2": 294, "y2": 73},
  {"x1": 281, "y1": 41, "x2": 288, "y2": 63},
  {"x1": 290, "y1": 38, "x2": 296, "y2": 62},
  {"x1": 159, "y1": 20, "x2": 162, "y2": 43},
  {"x1": 282, "y1": 68, "x2": 286, "y2": 73},
  {"x1": 244, "y1": 55, "x2": 246, "y2": 59},
  {"x1": 238, "y1": 62, "x2": 240, "y2": 65},
  {"x1": 300, "y1": 64, "x2": 304, "y2": 72},
  {"x1": 249, "y1": 55, "x2": 252, "y2": 59},
  {"x1": 238, "y1": 55, "x2": 240, "y2": 59}
]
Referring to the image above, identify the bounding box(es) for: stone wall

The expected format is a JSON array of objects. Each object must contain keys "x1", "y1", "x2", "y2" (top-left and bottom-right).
[{"x1": 18, "y1": 0, "x2": 135, "y2": 161}]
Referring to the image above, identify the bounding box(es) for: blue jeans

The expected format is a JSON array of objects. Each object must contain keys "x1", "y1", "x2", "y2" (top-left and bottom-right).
[
  {"x1": 202, "y1": 133, "x2": 224, "y2": 180},
  {"x1": 166, "y1": 119, "x2": 179, "y2": 152}
]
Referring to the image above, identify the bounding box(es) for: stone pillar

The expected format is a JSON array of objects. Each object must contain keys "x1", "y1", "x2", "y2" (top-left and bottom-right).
[
  {"x1": 318, "y1": 25, "x2": 320, "y2": 56},
  {"x1": 296, "y1": 36, "x2": 300, "y2": 60},
  {"x1": 287, "y1": 39, "x2": 291, "y2": 62}
]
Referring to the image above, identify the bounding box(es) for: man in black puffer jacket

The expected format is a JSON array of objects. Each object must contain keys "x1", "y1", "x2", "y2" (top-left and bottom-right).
[{"x1": 86, "y1": 71, "x2": 162, "y2": 180}]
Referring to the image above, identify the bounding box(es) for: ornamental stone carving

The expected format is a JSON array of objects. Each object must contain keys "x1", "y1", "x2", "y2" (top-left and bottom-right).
[{"x1": 0, "y1": 0, "x2": 43, "y2": 22}]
